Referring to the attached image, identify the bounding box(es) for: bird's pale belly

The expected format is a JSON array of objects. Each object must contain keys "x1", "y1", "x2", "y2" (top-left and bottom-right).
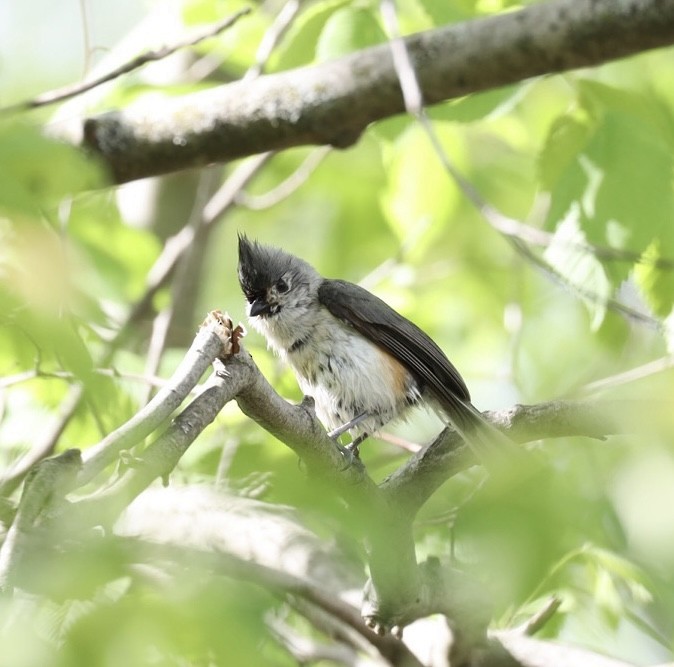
[{"x1": 288, "y1": 330, "x2": 420, "y2": 436}]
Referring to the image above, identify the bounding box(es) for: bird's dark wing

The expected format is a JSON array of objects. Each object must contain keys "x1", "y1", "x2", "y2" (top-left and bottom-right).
[
  {"x1": 319, "y1": 279, "x2": 526, "y2": 469},
  {"x1": 318, "y1": 279, "x2": 471, "y2": 407}
]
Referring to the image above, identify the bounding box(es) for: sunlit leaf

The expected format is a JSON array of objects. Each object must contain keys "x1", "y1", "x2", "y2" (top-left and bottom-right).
[
  {"x1": 315, "y1": 7, "x2": 386, "y2": 62},
  {"x1": 379, "y1": 123, "x2": 464, "y2": 245},
  {"x1": 271, "y1": 0, "x2": 351, "y2": 70},
  {"x1": 538, "y1": 110, "x2": 594, "y2": 191},
  {"x1": 0, "y1": 122, "x2": 105, "y2": 214},
  {"x1": 633, "y1": 238, "x2": 674, "y2": 317},
  {"x1": 543, "y1": 205, "x2": 610, "y2": 330}
]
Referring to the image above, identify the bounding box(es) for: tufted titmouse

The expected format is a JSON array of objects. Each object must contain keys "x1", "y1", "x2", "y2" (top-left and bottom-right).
[{"x1": 237, "y1": 235, "x2": 510, "y2": 462}]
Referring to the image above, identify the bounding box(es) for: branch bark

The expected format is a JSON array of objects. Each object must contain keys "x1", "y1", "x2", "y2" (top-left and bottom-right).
[{"x1": 79, "y1": 0, "x2": 674, "y2": 183}]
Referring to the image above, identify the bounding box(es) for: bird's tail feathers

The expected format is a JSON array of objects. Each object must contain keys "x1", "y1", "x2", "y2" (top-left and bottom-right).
[{"x1": 438, "y1": 397, "x2": 529, "y2": 474}]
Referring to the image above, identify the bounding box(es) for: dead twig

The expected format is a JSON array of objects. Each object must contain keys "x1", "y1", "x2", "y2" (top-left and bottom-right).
[{"x1": 0, "y1": 8, "x2": 252, "y2": 115}]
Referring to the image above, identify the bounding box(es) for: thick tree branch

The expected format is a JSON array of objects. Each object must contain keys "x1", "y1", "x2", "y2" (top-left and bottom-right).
[{"x1": 79, "y1": 0, "x2": 674, "y2": 183}]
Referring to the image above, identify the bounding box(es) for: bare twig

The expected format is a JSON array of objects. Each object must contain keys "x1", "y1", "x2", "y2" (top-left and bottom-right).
[
  {"x1": 243, "y1": 0, "x2": 301, "y2": 82},
  {"x1": 140, "y1": 167, "x2": 224, "y2": 402},
  {"x1": 140, "y1": 308, "x2": 173, "y2": 406},
  {"x1": 0, "y1": 8, "x2": 252, "y2": 115},
  {"x1": 0, "y1": 367, "x2": 174, "y2": 391},
  {"x1": 0, "y1": 386, "x2": 83, "y2": 497},
  {"x1": 235, "y1": 146, "x2": 332, "y2": 210},
  {"x1": 518, "y1": 596, "x2": 563, "y2": 636},
  {"x1": 580, "y1": 356, "x2": 674, "y2": 395},
  {"x1": 202, "y1": 153, "x2": 273, "y2": 224},
  {"x1": 78, "y1": 0, "x2": 94, "y2": 77}
]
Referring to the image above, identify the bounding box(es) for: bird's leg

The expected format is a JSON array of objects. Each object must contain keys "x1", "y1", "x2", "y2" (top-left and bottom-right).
[
  {"x1": 328, "y1": 413, "x2": 369, "y2": 464},
  {"x1": 345, "y1": 432, "x2": 369, "y2": 458},
  {"x1": 327, "y1": 412, "x2": 369, "y2": 440}
]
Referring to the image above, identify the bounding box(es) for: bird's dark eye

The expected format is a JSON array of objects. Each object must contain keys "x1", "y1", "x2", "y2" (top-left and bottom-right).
[{"x1": 276, "y1": 278, "x2": 289, "y2": 293}]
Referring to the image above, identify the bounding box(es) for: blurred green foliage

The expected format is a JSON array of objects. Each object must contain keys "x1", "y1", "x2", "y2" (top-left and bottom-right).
[{"x1": 1, "y1": 0, "x2": 674, "y2": 664}]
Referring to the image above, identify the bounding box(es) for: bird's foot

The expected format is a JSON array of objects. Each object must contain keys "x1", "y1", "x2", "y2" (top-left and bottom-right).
[{"x1": 327, "y1": 412, "x2": 369, "y2": 440}]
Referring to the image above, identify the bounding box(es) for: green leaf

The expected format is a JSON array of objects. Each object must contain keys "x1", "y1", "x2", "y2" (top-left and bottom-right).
[
  {"x1": 68, "y1": 194, "x2": 160, "y2": 303},
  {"x1": 583, "y1": 111, "x2": 674, "y2": 279},
  {"x1": 543, "y1": 205, "x2": 611, "y2": 330},
  {"x1": 0, "y1": 122, "x2": 105, "y2": 214},
  {"x1": 315, "y1": 7, "x2": 386, "y2": 62},
  {"x1": 538, "y1": 110, "x2": 594, "y2": 191},
  {"x1": 584, "y1": 546, "x2": 652, "y2": 602},
  {"x1": 417, "y1": 0, "x2": 474, "y2": 26},
  {"x1": 430, "y1": 86, "x2": 519, "y2": 124},
  {"x1": 634, "y1": 238, "x2": 674, "y2": 318},
  {"x1": 271, "y1": 0, "x2": 351, "y2": 70},
  {"x1": 379, "y1": 123, "x2": 464, "y2": 246},
  {"x1": 578, "y1": 79, "x2": 674, "y2": 149}
]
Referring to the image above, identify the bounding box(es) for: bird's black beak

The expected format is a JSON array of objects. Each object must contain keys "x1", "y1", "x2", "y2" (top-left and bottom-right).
[{"x1": 249, "y1": 297, "x2": 271, "y2": 317}]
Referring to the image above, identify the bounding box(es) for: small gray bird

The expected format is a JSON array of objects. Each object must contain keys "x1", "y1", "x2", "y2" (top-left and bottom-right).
[{"x1": 237, "y1": 235, "x2": 509, "y2": 462}]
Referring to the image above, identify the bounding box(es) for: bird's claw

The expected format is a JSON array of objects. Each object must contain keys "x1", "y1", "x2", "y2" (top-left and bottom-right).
[{"x1": 335, "y1": 442, "x2": 360, "y2": 470}]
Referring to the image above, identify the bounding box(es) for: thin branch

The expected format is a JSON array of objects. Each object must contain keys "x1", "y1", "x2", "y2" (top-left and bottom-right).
[
  {"x1": 0, "y1": 367, "x2": 175, "y2": 391},
  {"x1": 510, "y1": 237, "x2": 661, "y2": 329},
  {"x1": 580, "y1": 356, "x2": 674, "y2": 395},
  {"x1": 140, "y1": 308, "x2": 173, "y2": 406},
  {"x1": 518, "y1": 596, "x2": 562, "y2": 636},
  {"x1": 112, "y1": 536, "x2": 425, "y2": 667},
  {"x1": 140, "y1": 167, "x2": 224, "y2": 400},
  {"x1": 243, "y1": 0, "x2": 301, "y2": 82},
  {"x1": 78, "y1": 314, "x2": 234, "y2": 486},
  {"x1": 70, "y1": 367, "x2": 251, "y2": 528},
  {"x1": 0, "y1": 8, "x2": 252, "y2": 115},
  {"x1": 78, "y1": 0, "x2": 94, "y2": 77},
  {"x1": 201, "y1": 152, "x2": 272, "y2": 224},
  {"x1": 0, "y1": 386, "x2": 83, "y2": 497},
  {"x1": 235, "y1": 146, "x2": 332, "y2": 210}
]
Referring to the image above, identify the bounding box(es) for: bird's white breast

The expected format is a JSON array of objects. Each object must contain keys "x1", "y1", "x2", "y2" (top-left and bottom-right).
[{"x1": 251, "y1": 307, "x2": 419, "y2": 435}]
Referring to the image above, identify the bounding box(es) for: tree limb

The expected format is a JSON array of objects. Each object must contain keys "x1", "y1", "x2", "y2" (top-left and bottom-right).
[
  {"x1": 380, "y1": 398, "x2": 661, "y2": 517},
  {"x1": 0, "y1": 449, "x2": 82, "y2": 593},
  {"x1": 11, "y1": 316, "x2": 657, "y2": 650},
  {"x1": 79, "y1": 0, "x2": 674, "y2": 183}
]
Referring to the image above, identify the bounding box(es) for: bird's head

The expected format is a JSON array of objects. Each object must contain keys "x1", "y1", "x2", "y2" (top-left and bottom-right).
[{"x1": 237, "y1": 235, "x2": 320, "y2": 326}]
